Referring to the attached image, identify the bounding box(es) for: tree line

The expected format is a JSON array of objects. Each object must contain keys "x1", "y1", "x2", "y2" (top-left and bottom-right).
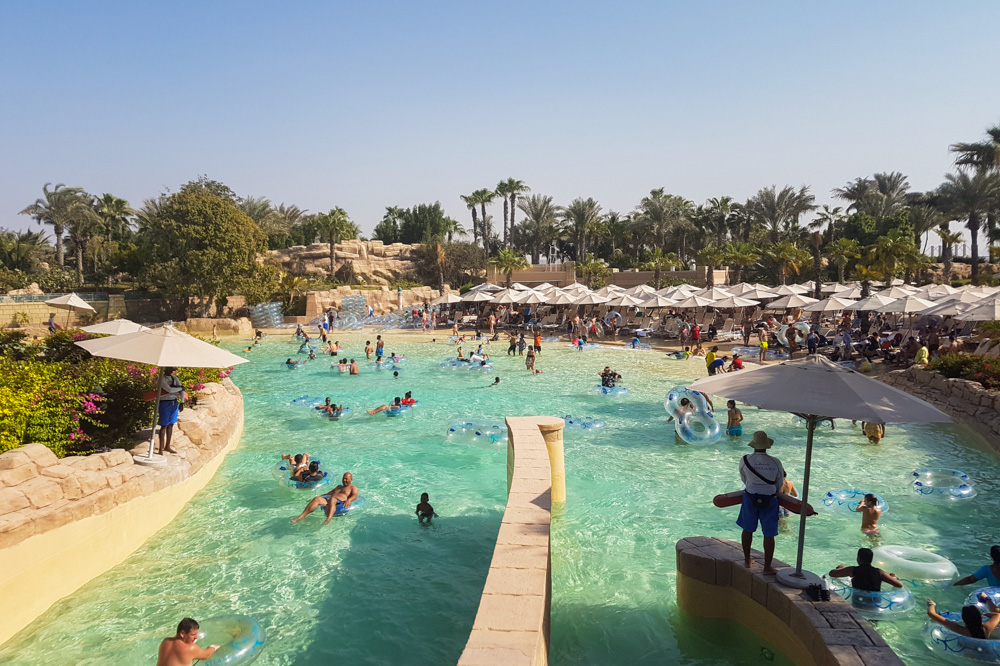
[{"x1": 4, "y1": 120, "x2": 999, "y2": 298}]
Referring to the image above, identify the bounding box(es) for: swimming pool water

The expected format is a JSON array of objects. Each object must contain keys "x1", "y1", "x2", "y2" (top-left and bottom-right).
[{"x1": 1, "y1": 334, "x2": 998, "y2": 665}]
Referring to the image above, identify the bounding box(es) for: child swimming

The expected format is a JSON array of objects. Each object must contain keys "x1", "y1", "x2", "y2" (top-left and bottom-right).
[{"x1": 416, "y1": 493, "x2": 438, "y2": 524}]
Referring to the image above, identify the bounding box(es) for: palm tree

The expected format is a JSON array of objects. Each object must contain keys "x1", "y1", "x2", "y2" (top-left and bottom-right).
[
  {"x1": 0, "y1": 230, "x2": 49, "y2": 272},
  {"x1": 460, "y1": 192, "x2": 480, "y2": 246},
  {"x1": 809, "y1": 205, "x2": 845, "y2": 240},
  {"x1": 490, "y1": 248, "x2": 530, "y2": 287},
  {"x1": 63, "y1": 197, "x2": 102, "y2": 285},
  {"x1": 703, "y1": 196, "x2": 735, "y2": 247},
  {"x1": 951, "y1": 123, "x2": 1000, "y2": 171},
  {"x1": 766, "y1": 241, "x2": 809, "y2": 284},
  {"x1": 833, "y1": 173, "x2": 909, "y2": 222},
  {"x1": 747, "y1": 185, "x2": 815, "y2": 245},
  {"x1": 516, "y1": 195, "x2": 563, "y2": 264},
  {"x1": 722, "y1": 242, "x2": 760, "y2": 284},
  {"x1": 938, "y1": 170, "x2": 1000, "y2": 284},
  {"x1": 19, "y1": 183, "x2": 86, "y2": 267},
  {"x1": 433, "y1": 241, "x2": 447, "y2": 289},
  {"x1": 695, "y1": 245, "x2": 726, "y2": 288},
  {"x1": 473, "y1": 188, "x2": 496, "y2": 254},
  {"x1": 496, "y1": 178, "x2": 530, "y2": 249},
  {"x1": 908, "y1": 205, "x2": 945, "y2": 253},
  {"x1": 634, "y1": 189, "x2": 694, "y2": 255},
  {"x1": 825, "y1": 238, "x2": 861, "y2": 284},
  {"x1": 832, "y1": 177, "x2": 873, "y2": 214},
  {"x1": 238, "y1": 195, "x2": 273, "y2": 224},
  {"x1": 641, "y1": 248, "x2": 678, "y2": 288},
  {"x1": 577, "y1": 254, "x2": 609, "y2": 287},
  {"x1": 562, "y1": 197, "x2": 603, "y2": 260},
  {"x1": 314, "y1": 207, "x2": 359, "y2": 277},
  {"x1": 870, "y1": 229, "x2": 914, "y2": 283},
  {"x1": 96, "y1": 194, "x2": 134, "y2": 242},
  {"x1": 934, "y1": 227, "x2": 963, "y2": 283}
]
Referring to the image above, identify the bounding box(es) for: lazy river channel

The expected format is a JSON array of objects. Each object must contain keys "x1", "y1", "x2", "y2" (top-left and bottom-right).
[{"x1": 1, "y1": 334, "x2": 998, "y2": 665}]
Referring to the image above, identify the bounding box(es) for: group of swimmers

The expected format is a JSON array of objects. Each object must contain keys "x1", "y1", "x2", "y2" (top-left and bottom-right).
[{"x1": 830, "y1": 545, "x2": 1000, "y2": 641}]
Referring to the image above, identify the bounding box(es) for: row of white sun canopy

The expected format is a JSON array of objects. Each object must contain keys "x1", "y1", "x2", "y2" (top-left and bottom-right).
[{"x1": 431, "y1": 280, "x2": 1000, "y2": 321}]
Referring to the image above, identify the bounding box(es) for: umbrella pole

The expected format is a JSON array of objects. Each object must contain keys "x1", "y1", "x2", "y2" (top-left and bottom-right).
[
  {"x1": 146, "y1": 367, "x2": 165, "y2": 459},
  {"x1": 794, "y1": 416, "x2": 816, "y2": 575}
]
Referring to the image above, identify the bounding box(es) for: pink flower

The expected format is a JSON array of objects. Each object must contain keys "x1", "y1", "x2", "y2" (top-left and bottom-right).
[
  {"x1": 193, "y1": 384, "x2": 205, "y2": 390},
  {"x1": 149, "y1": 368, "x2": 158, "y2": 374}
]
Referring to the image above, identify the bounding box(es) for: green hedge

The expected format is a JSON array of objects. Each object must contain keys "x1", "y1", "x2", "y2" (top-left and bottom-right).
[{"x1": 927, "y1": 353, "x2": 1000, "y2": 390}]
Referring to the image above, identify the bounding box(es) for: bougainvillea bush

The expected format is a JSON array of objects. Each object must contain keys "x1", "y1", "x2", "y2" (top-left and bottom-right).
[
  {"x1": 927, "y1": 353, "x2": 1000, "y2": 391},
  {"x1": 0, "y1": 330, "x2": 232, "y2": 456}
]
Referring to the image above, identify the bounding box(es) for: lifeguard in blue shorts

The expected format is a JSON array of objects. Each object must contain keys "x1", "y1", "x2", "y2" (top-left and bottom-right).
[{"x1": 737, "y1": 431, "x2": 784, "y2": 575}]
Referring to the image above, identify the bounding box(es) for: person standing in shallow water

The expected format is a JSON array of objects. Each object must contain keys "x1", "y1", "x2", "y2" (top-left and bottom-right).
[{"x1": 737, "y1": 431, "x2": 783, "y2": 575}]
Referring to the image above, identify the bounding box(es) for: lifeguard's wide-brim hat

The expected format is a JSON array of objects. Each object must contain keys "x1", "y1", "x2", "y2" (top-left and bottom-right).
[{"x1": 749, "y1": 431, "x2": 774, "y2": 449}]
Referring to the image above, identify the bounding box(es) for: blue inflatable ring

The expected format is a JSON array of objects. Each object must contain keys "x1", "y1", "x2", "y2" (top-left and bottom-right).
[
  {"x1": 911, "y1": 468, "x2": 977, "y2": 500},
  {"x1": 924, "y1": 610, "x2": 1000, "y2": 662},
  {"x1": 272, "y1": 460, "x2": 331, "y2": 490},
  {"x1": 594, "y1": 384, "x2": 628, "y2": 396},
  {"x1": 664, "y1": 386, "x2": 721, "y2": 444},
  {"x1": 830, "y1": 582, "x2": 916, "y2": 620},
  {"x1": 821, "y1": 489, "x2": 889, "y2": 515},
  {"x1": 197, "y1": 615, "x2": 266, "y2": 666}
]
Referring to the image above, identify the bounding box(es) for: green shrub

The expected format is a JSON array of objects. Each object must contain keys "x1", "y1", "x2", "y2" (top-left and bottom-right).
[
  {"x1": 389, "y1": 278, "x2": 424, "y2": 290},
  {"x1": 458, "y1": 283, "x2": 474, "y2": 295},
  {"x1": 927, "y1": 354, "x2": 1000, "y2": 390}
]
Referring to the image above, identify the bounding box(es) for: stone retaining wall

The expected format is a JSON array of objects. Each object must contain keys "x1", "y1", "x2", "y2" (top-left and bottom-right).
[
  {"x1": 0, "y1": 379, "x2": 244, "y2": 646},
  {"x1": 458, "y1": 416, "x2": 565, "y2": 666},
  {"x1": 676, "y1": 537, "x2": 904, "y2": 666},
  {"x1": 269, "y1": 240, "x2": 419, "y2": 283},
  {"x1": 880, "y1": 366, "x2": 1000, "y2": 454},
  {"x1": 304, "y1": 285, "x2": 456, "y2": 318}
]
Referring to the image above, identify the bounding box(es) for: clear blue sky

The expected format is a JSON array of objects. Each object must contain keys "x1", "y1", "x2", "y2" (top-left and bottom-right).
[{"x1": 2, "y1": 1, "x2": 998, "y2": 242}]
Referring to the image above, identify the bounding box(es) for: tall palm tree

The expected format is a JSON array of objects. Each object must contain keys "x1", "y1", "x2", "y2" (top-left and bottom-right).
[
  {"x1": 19, "y1": 183, "x2": 86, "y2": 267},
  {"x1": 951, "y1": 123, "x2": 1000, "y2": 171},
  {"x1": 576, "y1": 254, "x2": 609, "y2": 287},
  {"x1": 722, "y1": 242, "x2": 760, "y2": 284},
  {"x1": 473, "y1": 188, "x2": 496, "y2": 254},
  {"x1": 833, "y1": 173, "x2": 909, "y2": 222},
  {"x1": 704, "y1": 196, "x2": 735, "y2": 247},
  {"x1": 496, "y1": 178, "x2": 530, "y2": 249},
  {"x1": 315, "y1": 207, "x2": 359, "y2": 277},
  {"x1": 238, "y1": 196, "x2": 273, "y2": 224},
  {"x1": 938, "y1": 170, "x2": 1000, "y2": 284},
  {"x1": 934, "y1": 227, "x2": 964, "y2": 283},
  {"x1": 562, "y1": 197, "x2": 603, "y2": 261},
  {"x1": 766, "y1": 241, "x2": 809, "y2": 285},
  {"x1": 809, "y1": 205, "x2": 845, "y2": 240},
  {"x1": 634, "y1": 189, "x2": 693, "y2": 252},
  {"x1": 832, "y1": 177, "x2": 873, "y2": 214},
  {"x1": 516, "y1": 195, "x2": 563, "y2": 264},
  {"x1": 747, "y1": 185, "x2": 815, "y2": 245},
  {"x1": 490, "y1": 248, "x2": 530, "y2": 288},
  {"x1": 0, "y1": 230, "x2": 49, "y2": 272},
  {"x1": 63, "y1": 197, "x2": 102, "y2": 285},
  {"x1": 825, "y1": 238, "x2": 861, "y2": 284},
  {"x1": 433, "y1": 241, "x2": 447, "y2": 289},
  {"x1": 460, "y1": 192, "x2": 480, "y2": 246},
  {"x1": 907, "y1": 205, "x2": 945, "y2": 253},
  {"x1": 695, "y1": 245, "x2": 726, "y2": 288},
  {"x1": 95, "y1": 193, "x2": 134, "y2": 242},
  {"x1": 641, "y1": 248, "x2": 678, "y2": 288}
]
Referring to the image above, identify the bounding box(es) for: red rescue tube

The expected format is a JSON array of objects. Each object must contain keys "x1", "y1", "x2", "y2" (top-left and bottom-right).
[{"x1": 712, "y1": 490, "x2": 817, "y2": 516}]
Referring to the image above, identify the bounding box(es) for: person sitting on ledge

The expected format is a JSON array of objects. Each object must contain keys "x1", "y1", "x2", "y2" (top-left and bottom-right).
[
  {"x1": 291, "y1": 472, "x2": 359, "y2": 525},
  {"x1": 157, "y1": 617, "x2": 218, "y2": 666}
]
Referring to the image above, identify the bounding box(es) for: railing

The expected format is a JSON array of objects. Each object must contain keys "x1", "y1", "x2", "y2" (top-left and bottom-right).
[{"x1": 0, "y1": 292, "x2": 110, "y2": 303}]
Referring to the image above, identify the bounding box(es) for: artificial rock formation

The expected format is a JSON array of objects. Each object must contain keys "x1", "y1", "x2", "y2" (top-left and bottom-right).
[{"x1": 269, "y1": 240, "x2": 419, "y2": 284}]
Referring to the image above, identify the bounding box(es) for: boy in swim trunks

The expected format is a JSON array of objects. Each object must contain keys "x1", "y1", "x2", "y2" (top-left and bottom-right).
[
  {"x1": 857, "y1": 493, "x2": 882, "y2": 536},
  {"x1": 861, "y1": 422, "x2": 885, "y2": 444},
  {"x1": 726, "y1": 400, "x2": 743, "y2": 436},
  {"x1": 416, "y1": 493, "x2": 438, "y2": 524},
  {"x1": 291, "y1": 472, "x2": 358, "y2": 525}
]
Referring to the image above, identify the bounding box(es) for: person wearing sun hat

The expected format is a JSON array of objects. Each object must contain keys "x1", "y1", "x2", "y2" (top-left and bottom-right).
[{"x1": 737, "y1": 431, "x2": 784, "y2": 575}]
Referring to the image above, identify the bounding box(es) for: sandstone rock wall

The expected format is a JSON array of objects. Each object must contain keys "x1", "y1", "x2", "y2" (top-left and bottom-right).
[
  {"x1": 881, "y1": 366, "x2": 1000, "y2": 454},
  {"x1": 269, "y1": 240, "x2": 419, "y2": 284},
  {"x1": 305, "y1": 285, "x2": 456, "y2": 318},
  {"x1": 0, "y1": 379, "x2": 243, "y2": 550}
]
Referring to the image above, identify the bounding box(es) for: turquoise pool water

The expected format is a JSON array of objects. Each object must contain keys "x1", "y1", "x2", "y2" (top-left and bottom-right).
[{"x1": 1, "y1": 334, "x2": 998, "y2": 665}]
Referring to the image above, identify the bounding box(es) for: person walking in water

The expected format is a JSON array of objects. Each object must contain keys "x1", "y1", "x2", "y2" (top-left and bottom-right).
[{"x1": 737, "y1": 431, "x2": 784, "y2": 575}]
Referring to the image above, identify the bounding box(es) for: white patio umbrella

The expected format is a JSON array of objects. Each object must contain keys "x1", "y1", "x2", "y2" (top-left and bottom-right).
[
  {"x1": 876, "y1": 296, "x2": 936, "y2": 314},
  {"x1": 918, "y1": 300, "x2": 973, "y2": 318},
  {"x1": 45, "y1": 292, "x2": 96, "y2": 328},
  {"x1": 690, "y1": 355, "x2": 950, "y2": 587},
  {"x1": 879, "y1": 286, "x2": 920, "y2": 299},
  {"x1": 801, "y1": 296, "x2": 857, "y2": 313},
  {"x1": 918, "y1": 283, "x2": 959, "y2": 296},
  {"x1": 547, "y1": 290, "x2": 579, "y2": 306},
  {"x1": 636, "y1": 293, "x2": 678, "y2": 308},
  {"x1": 75, "y1": 325, "x2": 248, "y2": 466},
  {"x1": 673, "y1": 294, "x2": 717, "y2": 309},
  {"x1": 533, "y1": 282, "x2": 556, "y2": 292},
  {"x1": 81, "y1": 319, "x2": 149, "y2": 336},
  {"x1": 509, "y1": 282, "x2": 529, "y2": 290},
  {"x1": 710, "y1": 295, "x2": 760, "y2": 308},
  {"x1": 430, "y1": 292, "x2": 463, "y2": 305},
  {"x1": 461, "y1": 290, "x2": 495, "y2": 303},
  {"x1": 596, "y1": 284, "x2": 626, "y2": 297},
  {"x1": 469, "y1": 282, "x2": 503, "y2": 292},
  {"x1": 955, "y1": 296, "x2": 1000, "y2": 321},
  {"x1": 831, "y1": 287, "x2": 867, "y2": 300},
  {"x1": 764, "y1": 294, "x2": 818, "y2": 310},
  {"x1": 489, "y1": 289, "x2": 521, "y2": 305},
  {"x1": 563, "y1": 282, "x2": 591, "y2": 293},
  {"x1": 727, "y1": 283, "x2": 756, "y2": 296},
  {"x1": 694, "y1": 286, "x2": 733, "y2": 299},
  {"x1": 820, "y1": 282, "x2": 850, "y2": 294},
  {"x1": 515, "y1": 290, "x2": 548, "y2": 305},
  {"x1": 843, "y1": 293, "x2": 897, "y2": 311},
  {"x1": 742, "y1": 288, "x2": 779, "y2": 301},
  {"x1": 771, "y1": 285, "x2": 804, "y2": 296},
  {"x1": 573, "y1": 292, "x2": 611, "y2": 306},
  {"x1": 604, "y1": 293, "x2": 646, "y2": 308}
]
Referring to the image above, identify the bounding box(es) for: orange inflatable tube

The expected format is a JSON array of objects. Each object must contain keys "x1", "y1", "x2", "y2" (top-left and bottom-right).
[{"x1": 713, "y1": 490, "x2": 817, "y2": 516}]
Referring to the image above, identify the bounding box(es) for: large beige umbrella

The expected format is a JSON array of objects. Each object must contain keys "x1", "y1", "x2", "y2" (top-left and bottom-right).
[
  {"x1": 45, "y1": 292, "x2": 96, "y2": 328},
  {"x1": 710, "y1": 295, "x2": 760, "y2": 308},
  {"x1": 563, "y1": 282, "x2": 591, "y2": 293},
  {"x1": 820, "y1": 282, "x2": 851, "y2": 293},
  {"x1": 771, "y1": 285, "x2": 805, "y2": 296},
  {"x1": 727, "y1": 283, "x2": 756, "y2": 296},
  {"x1": 843, "y1": 293, "x2": 897, "y2": 311},
  {"x1": 573, "y1": 292, "x2": 611, "y2": 306},
  {"x1": 628, "y1": 284, "x2": 658, "y2": 296},
  {"x1": 489, "y1": 289, "x2": 520, "y2": 305},
  {"x1": 659, "y1": 285, "x2": 698, "y2": 299},
  {"x1": 461, "y1": 290, "x2": 495, "y2": 303},
  {"x1": 690, "y1": 355, "x2": 950, "y2": 587},
  {"x1": 547, "y1": 290, "x2": 578, "y2": 306},
  {"x1": 764, "y1": 294, "x2": 818, "y2": 310},
  {"x1": 955, "y1": 296, "x2": 1000, "y2": 321},
  {"x1": 694, "y1": 286, "x2": 733, "y2": 299},
  {"x1": 673, "y1": 294, "x2": 717, "y2": 309},
  {"x1": 880, "y1": 286, "x2": 920, "y2": 299},
  {"x1": 430, "y1": 292, "x2": 462, "y2": 305},
  {"x1": 75, "y1": 325, "x2": 248, "y2": 466},
  {"x1": 742, "y1": 288, "x2": 779, "y2": 301},
  {"x1": 876, "y1": 296, "x2": 936, "y2": 314},
  {"x1": 801, "y1": 296, "x2": 857, "y2": 313},
  {"x1": 637, "y1": 293, "x2": 678, "y2": 308},
  {"x1": 919, "y1": 300, "x2": 973, "y2": 318},
  {"x1": 596, "y1": 284, "x2": 626, "y2": 297},
  {"x1": 831, "y1": 287, "x2": 867, "y2": 300},
  {"x1": 81, "y1": 319, "x2": 149, "y2": 336},
  {"x1": 515, "y1": 290, "x2": 548, "y2": 305},
  {"x1": 469, "y1": 282, "x2": 503, "y2": 292},
  {"x1": 604, "y1": 293, "x2": 646, "y2": 308}
]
